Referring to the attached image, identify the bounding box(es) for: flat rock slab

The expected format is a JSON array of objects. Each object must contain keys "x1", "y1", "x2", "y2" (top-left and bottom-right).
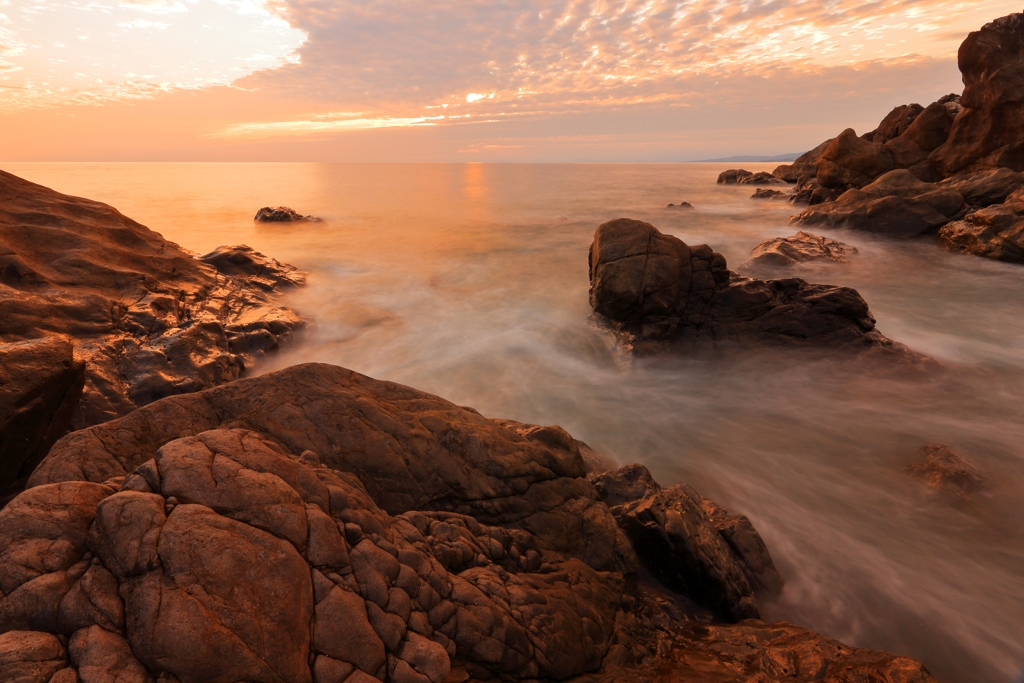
[{"x1": 745, "y1": 232, "x2": 857, "y2": 268}]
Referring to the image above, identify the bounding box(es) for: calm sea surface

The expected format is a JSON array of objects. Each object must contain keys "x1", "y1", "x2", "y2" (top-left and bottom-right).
[{"x1": 7, "y1": 162, "x2": 1024, "y2": 682}]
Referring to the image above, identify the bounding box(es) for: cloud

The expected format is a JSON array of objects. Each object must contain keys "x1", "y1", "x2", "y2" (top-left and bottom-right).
[{"x1": 213, "y1": 112, "x2": 446, "y2": 139}]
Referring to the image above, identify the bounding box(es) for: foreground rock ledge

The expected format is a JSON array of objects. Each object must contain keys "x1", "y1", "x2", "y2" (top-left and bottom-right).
[
  {"x1": 0, "y1": 169, "x2": 307, "y2": 431},
  {"x1": 0, "y1": 363, "x2": 935, "y2": 682},
  {"x1": 588, "y1": 218, "x2": 917, "y2": 360}
]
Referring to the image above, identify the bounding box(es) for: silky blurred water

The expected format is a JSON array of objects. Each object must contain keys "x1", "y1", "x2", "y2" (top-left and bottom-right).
[{"x1": 7, "y1": 162, "x2": 1024, "y2": 683}]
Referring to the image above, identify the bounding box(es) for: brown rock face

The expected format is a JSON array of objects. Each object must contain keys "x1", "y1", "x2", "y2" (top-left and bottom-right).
[
  {"x1": 0, "y1": 169, "x2": 306, "y2": 429},
  {"x1": 773, "y1": 139, "x2": 833, "y2": 184},
  {"x1": 253, "y1": 206, "x2": 324, "y2": 223},
  {"x1": 745, "y1": 232, "x2": 858, "y2": 268},
  {"x1": 588, "y1": 218, "x2": 912, "y2": 357},
  {"x1": 932, "y1": 13, "x2": 1024, "y2": 175},
  {"x1": 939, "y1": 198, "x2": 1024, "y2": 262},
  {"x1": 0, "y1": 337, "x2": 85, "y2": 500},
  {"x1": 908, "y1": 444, "x2": 986, "y2": 498},
  {"x1": 717, "y1": 170, "x2": 784, "y2": 185},
  {"x1": 0, "y1": 365, "x2": 938, "y2": 682}
]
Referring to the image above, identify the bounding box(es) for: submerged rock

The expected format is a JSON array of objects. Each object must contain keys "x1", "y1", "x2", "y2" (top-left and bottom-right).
[
  {"x1": 908, "y1": 444, "x2": 986, "y2": 497},
  {"x1": 0, "y1": 169, "x2": 306, "y2": 431},
  {"x1": 0, "y1": 364, "x2": 936, "y2": 682},
  {"x1": 254, "y1": 206, "x2": 324, "y2": 223},
  {"x1": 665, "y1": 201, "x2": 694, "y2": 209},
  {"x1": 750, "y1": 188, "x2": 787, "y2": 200},
  {"x1": 0, "y1": 337, "x2": 85, "y2": 501},
  {"x1": 746, "y1": 231, "x2": 858, "y2": 268},
  {"x1": 588, "y1": 218, "x2": 914, "y2": 358}
]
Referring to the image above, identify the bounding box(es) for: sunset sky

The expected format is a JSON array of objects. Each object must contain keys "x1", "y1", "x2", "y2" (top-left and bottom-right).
[{"x1": 0, "y1": 0, "x2": 1016, "y2": 161}]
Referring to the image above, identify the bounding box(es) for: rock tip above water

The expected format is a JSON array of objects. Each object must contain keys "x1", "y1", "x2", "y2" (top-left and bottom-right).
[{"x1": 254, "y1": 206, "x2": 325, "y2": 223}]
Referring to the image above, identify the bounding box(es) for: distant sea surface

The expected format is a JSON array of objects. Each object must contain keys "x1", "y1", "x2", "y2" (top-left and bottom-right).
[{"x1": 8, "y1": 162, "x2": 1024, "y2": 683}]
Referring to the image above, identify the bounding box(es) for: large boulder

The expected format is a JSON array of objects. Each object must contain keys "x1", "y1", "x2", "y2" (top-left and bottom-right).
[
  {"x1": 0, "y1": 337, "x2": 84, "y2": 501},
  {"x1": 0, "y1": 169, "x2": 306, "y2": 429},
  {"x1": 0, "y1": 365, "x2": 938, "y2": 682},
  {"x1": 773, "y1": 139, "x2": 834, "y2": 184},
  {"x1": 931, "y1": 13, "x2": 1024, "y2": 175},
  {"x1": 744, "y1": 232, "x2": 857, "y2": 269},
  {"x1": 29, "y1": 363, "x2": 635, "y2": 576},
  {"x1": 588, "y1": 218, "x2": 913, "y2": 357}
]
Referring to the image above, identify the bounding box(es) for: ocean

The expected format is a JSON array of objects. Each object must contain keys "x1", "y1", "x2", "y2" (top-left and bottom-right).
[{"x1": 8, "y1": 161, "x2": 1024, "y2": 682}]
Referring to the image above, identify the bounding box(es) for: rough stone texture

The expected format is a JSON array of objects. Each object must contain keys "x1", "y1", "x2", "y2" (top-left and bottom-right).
[
  {"x1": 938, "y1": 197, "x2": 1024, "y2": 262},
  {"x1": 30, "y1": 364, "x2": 635, "y2": 576},
  {"x1": 590, "y1": 464, "x2": 662, "y2": 507},
  {"x1": 1, "y1": 337, "x2": 85, "y2": 500},
  {"x1": 863, "y1": 103, "x2": 926, "y2": 144},
  {"x1": 588, "y1": 218, "x2": 914, "y2": 358},
  {"x1": 931, "y1": 14, "x2": 1024, "y2": 176},
  {"x1": 254, "y1": 206, "x2": 324, "y2": 223},
  {"x1": 907, "y1": 444, "x2": 986, "y2": 497},
  {"x1": 0, "y1": 169, "x2": 306, "y2": 430},
  {"x1": 717, "y1": 170, "x2": 785, "y2": 186},
  {"x1": 0, "y1": 630, "x2": 67, "y2": 682},
  {"x1": 744, "y1": 232, "x2": 858, "y2": 269},
  {"x1": 938, "y1": 167, "x2": 1024, "y2": 207},
  {"x1": 750, "y1": 188, "x2": 787, "y2": 200},
  {"x1": 793, "y1": 169, "x2": 967, "y2": 237},
  {"x1": 697, "y1": 496, "x2": 784, "y2": 597},
  {"x1": 0, "y1": 366, "x2": 938, "y2": 682}
]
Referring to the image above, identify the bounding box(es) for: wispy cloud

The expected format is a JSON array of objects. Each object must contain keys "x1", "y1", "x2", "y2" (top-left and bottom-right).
[{"x1": 213, "y1": 112, "x2": 446, "y2": 139}]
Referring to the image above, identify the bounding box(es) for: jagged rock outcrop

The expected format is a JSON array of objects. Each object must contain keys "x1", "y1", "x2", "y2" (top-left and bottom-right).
[
  {"x1": 931, "y1": 14, "x2": 1024, "y2": 176},
  {"x1": 0, "y1": 364, "x2": 938, "y2": 682},
  {"x1": 588, "y1": 218, "x2": 914, "y2": 358},
  {"x1": 0, "y1": 337, "x2": 85, "y2": 501},
  {"x1": 778, "y1": 11, "x2": 1024, "y2": 264},
  {"x1": 254, "y1": 206, "x2": 325, "y2": 223},
  {"x1": 0, "y1": 169, "x2": 306, "y2": 430},
  {"x1": 745, "y1": 232, "x2": 857, "y2": 268},
  {"x1": 773, "y1": 139, "x2": 833, "y2": 184}
]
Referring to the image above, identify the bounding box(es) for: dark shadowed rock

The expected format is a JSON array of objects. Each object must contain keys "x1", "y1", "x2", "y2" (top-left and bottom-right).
[
  {"x1": 199, "y1": 245, "x2": 306, "y2": 291},
  {"x1": 588, "y1": 218, "x2": 914, "y2": 358},
  {"x1": 611, "y1": 484, "x2": 760, "y2": 621},
  {"x1": 590, "y1": 464, "x2": 662, "y2": 507},
  {"x1": 718, "y1": 170, "x2": 785, "y2": 186},
  {"x1": 665, "y1": 202, "x2": 694, "y2": 209},
  {"x1": 717, "y1": 169, "x2": 752, "y2": 184},
  {"x1": 0, "y1": 169, "x2": 306, "y2": 430},
  {"x1": 745, "y1": 231, "x2": 857, "y2": 268},
  {"x1": 750, "y1": 188, "x2": 787, "y2": 200},
  {"x1": 931, "y1": 13, "x2": 1024, "y2": 176},
  {"x1": 254, "y1": 206, "x2": 324, "y2": 223},
  {"x1": 698, "y1": 496, "x2": 784, "y2": 597},
  {"x1": 1, "y1": 337, "x2": 84, "y2": 501},
  {"x1": 938, "y1": 167, "x2": 1024, "y2": 207},
  {"x1": 864, "y1": 103, "x2": 925, "y2": 143},
  {"x1": 908, "y1": 444, "x2": 986, "y2": 497},
  {"x1": 816, "y1": 129, "x2": 895, "y2": 189},
  {"x1": 938, "y1": 199, "x2": 1024, "y2": 262}
]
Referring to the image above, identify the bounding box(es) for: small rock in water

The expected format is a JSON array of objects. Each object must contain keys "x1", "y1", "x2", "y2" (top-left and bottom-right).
[
  {"x1": 254, "y1": 206, "x2": 324, "y2": 223},
  {"x1": 666, "y1": 201, "x2": 694, "y2": 209},
  {"x1": 750, "y1": 188, "x2": 787, "y2": 200},
  {"x1": 745, "y1": 231, "x2": 858, "y2": 268},
  {"x1": 908, "y1": 444, "x2": 985, "y2": 497}
]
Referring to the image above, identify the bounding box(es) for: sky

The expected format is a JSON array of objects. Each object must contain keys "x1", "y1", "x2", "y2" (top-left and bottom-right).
[{"x1": 0, "y1": 0, "x2": 1018, "y2": 161}]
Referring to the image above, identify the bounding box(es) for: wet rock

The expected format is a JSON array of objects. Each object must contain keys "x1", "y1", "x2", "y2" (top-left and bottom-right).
[
  {"x1": 745, "y1": 231, "x2": 858, "y2": 268},
  {"x1": 611, "y1": 484, "x2": 760, "y2": 621},
  {"x1": 665, "y1": 202, "x2": 693, "y2": 209},
  {"x1": 908, "y1": 444, "x2": 986, "y2": 497},
  {"x1": 254, "y1": 206, "x2": 324, "y2": 223},
  {"x1": 1, "y1": 365, "x2": 938, "y2": 682},
  {"x1": 588, "y1": 218, "x2": 914, "y2": 357},
  {"x1": 198, "y1": 245, "x2": 305, "y2": 291},
  {"x1": 1, "y1": 336, "x2": 85, "y2": 500},
  {"x1": 0, "y1": 169, "x2": 306, "y2": 432},
  {"x1": 938, "y1": 199, "x2": 1024, "y2": 262},
  {"x1": 698, "y1": 496, "x2": 784, "y2": 596},
  {"x1": 750, "y1": 188, "x2": 787, "y2": 200},
  {"x1": 931, "y1": 13, "x2": 1024, "y2": 176},
  {"x1": 718, "y1": 170, "x2": 785, "y2": 186},
  {"x1": 793, "y1": 169, "x2": 966, "y2": 237}
]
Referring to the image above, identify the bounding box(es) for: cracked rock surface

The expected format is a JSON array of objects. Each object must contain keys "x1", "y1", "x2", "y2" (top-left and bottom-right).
[
  {"x1": 0, "y1": 364, "x2": 936, "y2": 682},
  {"x1": 0, "y1": 169, "x2": 306, "y2": 430}
]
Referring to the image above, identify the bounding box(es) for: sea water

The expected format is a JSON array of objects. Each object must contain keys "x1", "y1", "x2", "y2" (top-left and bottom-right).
[{"x1": 7, "y1": 161, "x2": 1024, "y2": 683}]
